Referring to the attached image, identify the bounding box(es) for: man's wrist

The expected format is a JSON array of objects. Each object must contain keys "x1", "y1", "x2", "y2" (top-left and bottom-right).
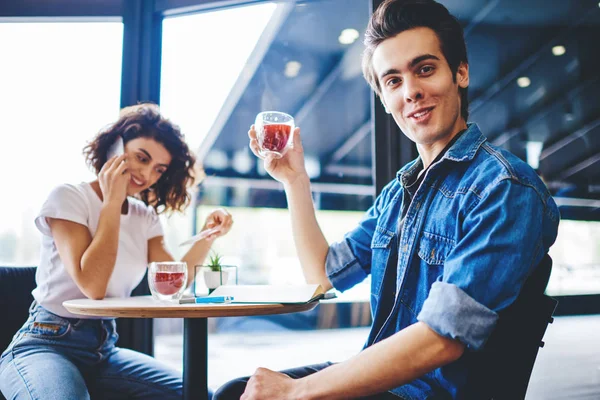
[
  {"x1": 283, "y1": 173, "x2": 311, "y2": 192},
  {"x1": 292, "y1": 376, "x2": 314, "y2": 400}
]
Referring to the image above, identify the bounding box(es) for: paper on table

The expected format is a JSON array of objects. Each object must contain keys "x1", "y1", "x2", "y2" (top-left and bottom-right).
[
  {"x1": 179, "y1": 227, "x2": 221, "y2": 247},
  {"x1": 207, "y1": 284, "x2": 330, "y2": 304}
]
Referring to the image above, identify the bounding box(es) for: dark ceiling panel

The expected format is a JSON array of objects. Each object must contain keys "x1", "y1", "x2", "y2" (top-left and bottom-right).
[
  {"x1": 540, "y1": 119, "x2": 600, "y2": 180},
  {"x1": 522, "y1": 78, "x2": 600, "y2": 144},
  {"x1": 199, "y1": 0, "x2": 600, "y2": 189},
  {"x1": 0, "y1": 0, "x2": 121, "y2": 17},
  {"x1": 210, "y1": 0, "x2": 371, "y2": 178},
  {"x1": 470, "y1": 0, "x2": 597, "y2": 26}
]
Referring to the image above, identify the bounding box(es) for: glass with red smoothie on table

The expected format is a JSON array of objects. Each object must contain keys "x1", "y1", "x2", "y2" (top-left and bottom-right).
[{"x1": 148, "y1": 261, "x2": 187, "y2": 301}]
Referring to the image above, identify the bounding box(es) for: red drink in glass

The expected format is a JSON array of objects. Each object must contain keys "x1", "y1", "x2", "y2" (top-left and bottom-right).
[
  {"x1": 260, "y1": 124, "x2": 292, "y2": 153},
  {"x1": 148, "y1": 261, "x2": 187, "y2": 301},
  {"x1": 255, "y1": 111, "x2": 295, "y2": 158},
  {"x1": 153, "y1": 271, "x2": 186, "y2": 295}
]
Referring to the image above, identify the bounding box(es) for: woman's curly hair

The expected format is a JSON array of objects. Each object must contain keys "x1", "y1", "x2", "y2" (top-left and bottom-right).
[{"x1": 83, "y1": 104, "x2": 198, "y2": 214}]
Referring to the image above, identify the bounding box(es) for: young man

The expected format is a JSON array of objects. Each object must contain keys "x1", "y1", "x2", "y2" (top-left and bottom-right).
[{"x1": 215, "y1": 0, "x2": 560, "y2": 398}]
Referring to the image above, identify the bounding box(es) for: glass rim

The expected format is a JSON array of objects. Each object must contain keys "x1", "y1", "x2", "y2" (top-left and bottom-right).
[
  {"x1": 256, "y1": 110, "x2": 294, "y2": 120},
  {"x1": 149, "y1": 261, "x2": 187, "y2": 267}
]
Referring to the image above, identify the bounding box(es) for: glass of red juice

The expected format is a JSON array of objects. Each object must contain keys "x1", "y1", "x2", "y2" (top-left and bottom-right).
[
  {"x1": 255, "y1": 111, "x2": 295, "y2": 158},
  {"x1": 148, "y1": 262, "x2": 188, "y2": 301}
]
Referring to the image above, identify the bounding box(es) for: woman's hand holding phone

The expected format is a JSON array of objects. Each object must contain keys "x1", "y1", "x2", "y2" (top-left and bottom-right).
[{"x1": 99, "y1": 149, "x2": 130, "y2": 206}]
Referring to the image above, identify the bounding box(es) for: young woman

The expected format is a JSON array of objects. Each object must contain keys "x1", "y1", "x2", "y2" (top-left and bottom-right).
[{"x1": 0, "y1": 104, "x2": 233, "y2": 399}]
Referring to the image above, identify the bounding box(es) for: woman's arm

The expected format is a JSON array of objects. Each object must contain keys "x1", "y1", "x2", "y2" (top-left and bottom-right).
[
  {"x1": 147, "y1": 235, "x2": 210, "y2": 284},
  {"x1": 147, "y1": 208, "x2": 233, "y2": 284},
  {"x1": 48, "y1": 155, "x2": 130, "y2": 300},
  {"x1": 49, "y1": 204, "x2": 120, "y2": 299}
]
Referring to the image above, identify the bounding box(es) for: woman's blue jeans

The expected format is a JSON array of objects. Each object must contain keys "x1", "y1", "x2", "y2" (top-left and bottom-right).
[{"x1": 0, "y1": 301, "x2": 182, "y2": 400}]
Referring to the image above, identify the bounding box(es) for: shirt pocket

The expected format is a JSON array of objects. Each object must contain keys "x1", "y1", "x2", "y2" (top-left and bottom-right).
[
  {"x1": 370, "y1": 226, "x2": 396, "y2": 300},
  {"x1": 402, "y1": 232, "x2": 455, "y2": 317},
  {"x1": 417, "y1": 231, "x2": 455, "y2": 266}
]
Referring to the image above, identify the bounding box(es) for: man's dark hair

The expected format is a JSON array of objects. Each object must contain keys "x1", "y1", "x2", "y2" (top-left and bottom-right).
[{"x1": 362, "y1": 0, "x2": 469, "y2": 121}]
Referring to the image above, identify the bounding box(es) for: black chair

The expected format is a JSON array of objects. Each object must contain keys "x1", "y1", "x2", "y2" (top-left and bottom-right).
[
  {"x1": 463, "y1": 254, "x2": 558, "y2": 399},
  {"x1": 0, "y1": 266, "x2": 37, "y2": 359},
  {"x1": 0, "y1": 266, "x2": 153, "y2": 400},
  {"x1": 0, "y1": 266, "x2": 37, "y2": 400},
  {"x1": 115, "y1": 273, "x2": 154, "y2": 356}
]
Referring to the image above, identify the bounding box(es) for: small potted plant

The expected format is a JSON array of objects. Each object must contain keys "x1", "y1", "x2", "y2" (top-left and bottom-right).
[{"x1": 202, "y1": 251, "x2": 230, "y2": 293}]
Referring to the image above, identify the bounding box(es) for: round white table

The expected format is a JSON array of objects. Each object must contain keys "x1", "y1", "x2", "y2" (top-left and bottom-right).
[{"x1": 64, "y1": 296, "x2": 318, "y2": 400}]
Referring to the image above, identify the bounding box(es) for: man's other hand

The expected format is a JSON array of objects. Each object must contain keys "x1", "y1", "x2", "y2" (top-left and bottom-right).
[{"x1": 240, "y1": 367, "x2": 305, "y2": 400}]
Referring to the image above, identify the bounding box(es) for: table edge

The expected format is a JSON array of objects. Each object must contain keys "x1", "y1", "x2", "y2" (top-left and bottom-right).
[{"x1": 63, "y1": 299, "x2": 318, "y2": 318}]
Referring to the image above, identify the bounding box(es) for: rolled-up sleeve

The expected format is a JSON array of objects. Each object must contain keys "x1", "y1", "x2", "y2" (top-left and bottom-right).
[
  {"x1": 326, "y1": 180, "x2": 400, "y2": 292},
  {"x1": 326, "y1": 239, "x2": 368, "y2": 291},
  {"x1": 418, "y1": 179, "x2": 546, "y2": 350},
  {"x1": 419, "y1": 282, "x2": 498, "y2": 350}
]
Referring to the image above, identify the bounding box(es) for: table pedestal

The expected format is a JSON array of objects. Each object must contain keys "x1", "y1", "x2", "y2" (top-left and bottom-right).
[{"x1": 184, "y1": 318, "x2": 208, "y2": 400}]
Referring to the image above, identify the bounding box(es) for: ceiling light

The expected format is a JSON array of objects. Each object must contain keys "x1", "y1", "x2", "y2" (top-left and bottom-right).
[
  {"x1": 526, "y1": 141, "x2": 543, "y2": 169},
  {"x1": 284, "y1": 61, "x2": 302, "y2": 78},
  {"x1": 552, "y1": 45, "x2": 566, "y2": 56},
  {"x1": 304, "y1": 155, "x2": 321, "y2": 179},
  {"x1": 204, "y1": 150, "x2": 228, "y2": 170},
  {"x1": 338, "y1": 28, "x2": 359, "y2": 45},
  {"x1": 232, "y1": 148, "x2": 253, "y2": 174},
  {"x1": 517, "y1": 77, "x2": 531, "y2": 88}
]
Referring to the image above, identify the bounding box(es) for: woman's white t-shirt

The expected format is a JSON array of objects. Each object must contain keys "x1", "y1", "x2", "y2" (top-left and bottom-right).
[{"x1": 33, "y1": 182, "x2": 163, "y2": 318}]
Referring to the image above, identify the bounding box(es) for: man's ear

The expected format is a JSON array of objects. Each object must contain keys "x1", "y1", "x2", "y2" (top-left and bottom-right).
[{"x1": 457, "y1": 62, "x2": 469, "y2": 88}]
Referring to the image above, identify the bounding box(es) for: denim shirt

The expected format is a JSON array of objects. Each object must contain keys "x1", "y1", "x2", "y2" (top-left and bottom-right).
[{"x1": 325, "y1": 123, "x2": 560, "y2": 399}]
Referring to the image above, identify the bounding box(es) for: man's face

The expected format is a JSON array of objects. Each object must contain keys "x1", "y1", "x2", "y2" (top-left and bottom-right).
[{"x1": 372, "y1": 27, "x2": 469, "y2": 148}]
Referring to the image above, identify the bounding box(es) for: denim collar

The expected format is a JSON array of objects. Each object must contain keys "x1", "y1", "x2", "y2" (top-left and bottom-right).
[
  {"x1": 396, "y1": 123, "x2": 487, "y2": 183},
  {"x1": 445, "y1": 123, "x2": 487, "y2": 162}
]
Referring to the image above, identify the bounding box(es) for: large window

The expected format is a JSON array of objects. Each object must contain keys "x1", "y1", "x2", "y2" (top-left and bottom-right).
[
  {"x1": 157, "y1": 2, "x2": 279, "y2": 258},
  {"x1": 546, "y1": 219, "x2": 600, "y2": 296},
  {"x1": 159, "y1": 0, "x2": 373, "y2": 291},
  {"x1": 156, "y1": 0, "x2": 372, "y2": 389},
  {"x1": 0, "y1": 21, "x2": 123, "y2": 265}
]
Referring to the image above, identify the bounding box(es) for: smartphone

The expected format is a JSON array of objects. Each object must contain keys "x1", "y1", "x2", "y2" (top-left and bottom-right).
[{"x1": 107, "y1": 136, "x2": 124, "y2": 159}]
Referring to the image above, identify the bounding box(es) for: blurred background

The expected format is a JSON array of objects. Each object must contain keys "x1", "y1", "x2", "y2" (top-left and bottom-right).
[{"x1": 1, "y1": 0, "x2": 599, "y2": 398}]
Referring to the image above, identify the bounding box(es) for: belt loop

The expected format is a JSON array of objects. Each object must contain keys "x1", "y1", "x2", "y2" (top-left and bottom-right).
[{"x1": 28, "y1": 299, "x2": 38, "y2": 313}]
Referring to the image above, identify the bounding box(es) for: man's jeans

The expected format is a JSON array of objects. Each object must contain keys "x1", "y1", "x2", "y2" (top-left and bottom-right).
[
  {"x1": 0, "y1": 301, "x2": 182, "y2": 400},
  {"x1": 213, "y1": 362, "x2": 403, "y2": 399}
]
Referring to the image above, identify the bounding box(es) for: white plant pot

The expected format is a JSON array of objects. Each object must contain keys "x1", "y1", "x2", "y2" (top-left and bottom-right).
[{"x1": 203, "y1": 270, "x2": 229, "y2": 289}]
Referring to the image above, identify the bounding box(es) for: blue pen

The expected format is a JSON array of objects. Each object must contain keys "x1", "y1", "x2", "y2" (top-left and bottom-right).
[{"x1": 179, "y1": 296, "x2": 234, "y2": 304}]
